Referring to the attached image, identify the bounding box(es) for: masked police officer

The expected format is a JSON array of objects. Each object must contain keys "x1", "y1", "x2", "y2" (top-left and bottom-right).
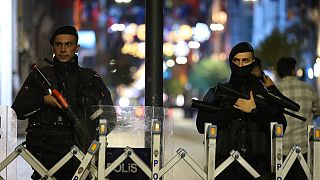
[{"x1": 196, "y1": 42, "x2": 287, "y2": 180}]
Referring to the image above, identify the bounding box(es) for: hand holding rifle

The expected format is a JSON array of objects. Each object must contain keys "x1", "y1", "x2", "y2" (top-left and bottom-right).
[
  {"x1": 191, "y1": 83, "x2": 306, "y2": 122},
  {"x1": 44, "y1": 94, "x2": 62, "y2": 109},
  {"x1": 31, "y1": 63, "x2": 83, "y2": 126},
  {"x1": 233, "y1": 91, "x2": 256, "y2": 113}
]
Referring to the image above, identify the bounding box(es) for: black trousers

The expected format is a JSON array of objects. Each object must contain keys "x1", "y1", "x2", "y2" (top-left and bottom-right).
[{"x1": 27, "y1": 145, "x2": 78, "y2": 180}]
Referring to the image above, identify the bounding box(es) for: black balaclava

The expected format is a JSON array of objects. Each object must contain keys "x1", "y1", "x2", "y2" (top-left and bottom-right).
[{"x1": 229, "y1": 42, "x2": 255, "y2": 78}]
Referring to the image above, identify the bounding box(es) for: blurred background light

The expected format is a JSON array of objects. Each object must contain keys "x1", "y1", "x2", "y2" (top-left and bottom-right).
[
  {"x1": 166, "y1": 59, "x2": 175, "y2": 67},
  {"x1": 115, "y1": 0, "x2": 132, "y2": 4},
  {"x1": 296, "y1": 68, "x2": 304, "y2": 77},
  {"x1": 188, "y1": 41, "x2": 200, "y2": 49},
  {"x1": 119, "y1": 96, "x2": 130, "y2": 107},
  {"x1": 175, "y1": 56, "x2": 188, "y2": 65},
  {"x1": 210, "y1": 23, "x2": 224, "y2": 31},
  {"x1": 179, "y1": 24, "x2": 193, "y2": 41},
  {"x1": 136, "y1": 24, "x2": 145, "y2": 41},
  {"x1": 175, "y1": 94, "x2": 184, "y2": 107},
  {"x1": 308, "y1": 68, "x2": 314, "y2": 79},
  {"x1": 314, "y1": 62, "x2": 320, "y2": 78},
  {"x1": 111, "y1": 23, "x2": 126, "y2": 32},
  {"x1": 163, "y1": 42, "x2": 175, "y2": 57},
  {"x1": 193, "y1": 23, "x2": 211, "y2": 42},
  {"x1": 174, "y1": 41, "x2": 189, "y2": 57},
  {"x1": 78, "y1": 30, "x2": 96, "y2": 49}
]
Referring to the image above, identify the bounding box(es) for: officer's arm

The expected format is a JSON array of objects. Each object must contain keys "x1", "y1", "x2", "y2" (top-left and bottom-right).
[
  {"x1": 196, "y1": 87, "x2": 242, "y2": 134},
  {"x1": 251, "y1": 103, "x2": 287, "y2": 133},
  {"x1": 12, "y1": 72, "x2": 46, "y2": 120},
  {"x1": 96, "y1": 76, "x2": 113, "y2": 106},
  {"x1": 94, "y1": 75, "x2": 116, "y2": 132}
]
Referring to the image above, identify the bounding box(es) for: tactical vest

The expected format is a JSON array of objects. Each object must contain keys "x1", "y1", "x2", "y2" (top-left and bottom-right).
[
  {"x1": 214, "y1": 82, "x2": 270, "y2": 160},
  {"x1": 26, "y1": 65, "x2": 100, "y2": 152}
]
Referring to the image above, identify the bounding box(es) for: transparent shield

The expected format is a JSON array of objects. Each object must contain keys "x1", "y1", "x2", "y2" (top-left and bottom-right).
[
  {"x1": 0, "y1": 105, "x2": 17, "y2": 179},
  {"x1": 76, "y1": 105, "x2": 174, "y2": 179}
]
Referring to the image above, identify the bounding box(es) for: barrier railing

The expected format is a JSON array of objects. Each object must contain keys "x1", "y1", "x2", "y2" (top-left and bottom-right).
[
  {"x1": 272, "y1": 124, "x2": 320, "y2": 180},
  {"x1": 1, "y1": 106, "x2": 320, "y2": 180},
  {"x1": 0, "y1": 106, "x2": 17, "y2": 180}
]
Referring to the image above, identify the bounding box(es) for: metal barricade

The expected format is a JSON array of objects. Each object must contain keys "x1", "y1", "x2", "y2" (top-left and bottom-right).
[
  {"x1": 308, "y1": 125, "x2": 320, "y2": 180},
  {"x1": 272, "y1": 124, "x2": 320, "y2": 180},
  {"x1": 0, "y1": 106, "x2": 174, "y2": 180},
  {"x1": 2, "y1": 105, "x2": 320, "y2": 180},
  {"x1": 69, "y1": 106, "x2": 174, "y2": 180},
  {"x1": 0, "y1": 105, "x2": 17, "y2": 179}
]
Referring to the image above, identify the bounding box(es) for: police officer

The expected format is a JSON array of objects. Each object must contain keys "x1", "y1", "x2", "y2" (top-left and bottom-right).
[
  {"x1": 196, "y1": 42, "x2": 287, "y2": 180},
  {"x1": 12, "y1": 26, "x2": 114, "y2": 179}
]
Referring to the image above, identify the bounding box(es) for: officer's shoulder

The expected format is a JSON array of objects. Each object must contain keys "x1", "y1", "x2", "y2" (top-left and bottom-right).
[
  {"x1": 78, "y1": 67, "x2": 101, "y2": 80},
  {"x1": 211, "y1": 82, "x2": 230, "y2": 90},
  {"x1": 34, "y1": 65, "x2": 54, "y2": 76},
  {"x1": 39, "y1": 65, "x2": 53, "y2": 71}
]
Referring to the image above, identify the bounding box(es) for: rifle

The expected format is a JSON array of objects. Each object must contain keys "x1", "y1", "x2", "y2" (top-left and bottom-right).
[
  {"x1": 216, "y1": 83, "x2": 300, "y2": 112},
  {"x1": 191, "y1": 83, "x2": 306, "y2": 122},
  {"x1": 190, "y1": 99, "x2": 221, "y2": 112},
  {"x1": 31, "y1": 63, "x2": 91, "y2": 133}
]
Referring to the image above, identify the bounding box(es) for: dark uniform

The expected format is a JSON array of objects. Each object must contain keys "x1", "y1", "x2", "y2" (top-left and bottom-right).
[
  {"x1": 196, "y1": 42, "x2": 287, "y2": 180},
  {"x1": 12, "y1": 56, "x2": 115, "y2": 179}
]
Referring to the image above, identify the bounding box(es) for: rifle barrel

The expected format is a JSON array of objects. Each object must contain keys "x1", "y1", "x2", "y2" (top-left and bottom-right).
[
  {"x1": 31, "y1": 63, "x2": 52, "y2": 87},
  {"x1": 190, "y1": 99, "x2": 221, "y2": 111},
  {"x1": 216, "y1": 83, "x2": 249, "y2": 99}
]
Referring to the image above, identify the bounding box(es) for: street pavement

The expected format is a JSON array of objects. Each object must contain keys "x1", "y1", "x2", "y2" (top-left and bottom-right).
[
  {"x1": 13, "y1": 115, "x2": 204, "y2": 180},
  {"x1": 172, "y1": 117, "x2": 205, "y2": 180}
]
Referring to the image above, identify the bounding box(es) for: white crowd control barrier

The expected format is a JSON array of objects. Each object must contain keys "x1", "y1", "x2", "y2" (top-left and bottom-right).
[
  {"x1": 2, "y1": 105, "x2": 320, "y2": 180},
  {"x1": 0, "y1": 106, "x2": 174, "y2": 180},
  {"x1": 0, "y1": 105, "x2": 17, "y2": 180},
  {"x1": 272, "y1": 124, "x2": 320, "y2": 180},
  {"x1": 310, "y1": 126, "x2": 320, "y2": 179}
]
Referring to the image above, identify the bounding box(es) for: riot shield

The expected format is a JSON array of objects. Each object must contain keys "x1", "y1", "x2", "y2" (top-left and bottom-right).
[
  {"x1": 0, "y1": 105, "x2": 17, "y2": 179},
  {"x1": 76, "y1": 105, "x2": 174, "y2": 180}
]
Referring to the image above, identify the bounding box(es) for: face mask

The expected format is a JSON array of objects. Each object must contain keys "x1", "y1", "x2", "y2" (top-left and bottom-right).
[{"x1": 230, "y1": 62, "x2": 255, "y2": 77}]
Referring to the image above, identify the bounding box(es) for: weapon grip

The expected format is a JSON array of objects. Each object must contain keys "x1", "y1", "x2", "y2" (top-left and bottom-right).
[{"x1": 52, "y1": 89, "x2": 69, "y2": 108}]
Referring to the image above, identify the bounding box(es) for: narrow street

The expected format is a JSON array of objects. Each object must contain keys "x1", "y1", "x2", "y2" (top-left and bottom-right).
[{"x1": 172, "y1": 117, "x2": 204, "y2": 180}]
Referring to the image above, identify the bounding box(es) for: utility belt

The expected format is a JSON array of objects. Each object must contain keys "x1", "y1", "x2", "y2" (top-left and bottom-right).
[
  {"x1": 27, "y1": 116, "x2": 75, "y2": 131},
  {"x1": 28, "y1": 121, "x2": 74, "y2": 128}
]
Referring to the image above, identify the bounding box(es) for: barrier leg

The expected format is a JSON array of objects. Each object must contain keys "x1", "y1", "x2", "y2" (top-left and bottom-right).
[
  {"x1": 273, "y1": 124, "x2": 283, "y2": 179},
  {"x1": 152, "y1": 120, "x2": 161, "y2": 180},
  {"x1": 72, "y1": 140, "x2": 100, "y2": 179},
  {"x1": 98, "y1": 119, "x2": 108, "y2": 179},
  {"x1": 313, "y1": 127, "x2": 320, "y2": 180},
  {"x1": 203, "y1": 123, "x2": 212, "y2": 172},
  {"x1": 206, "y1": 125, "x2": 217, "y2": 180}
]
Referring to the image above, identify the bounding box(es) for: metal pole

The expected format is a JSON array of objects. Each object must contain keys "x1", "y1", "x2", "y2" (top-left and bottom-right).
[
  {"x1": 145, "y1": 0, "x2": 163, "y2": 107},
  {"x1": 145, "y1": 0, "x2": 164, "y2": 171}
]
